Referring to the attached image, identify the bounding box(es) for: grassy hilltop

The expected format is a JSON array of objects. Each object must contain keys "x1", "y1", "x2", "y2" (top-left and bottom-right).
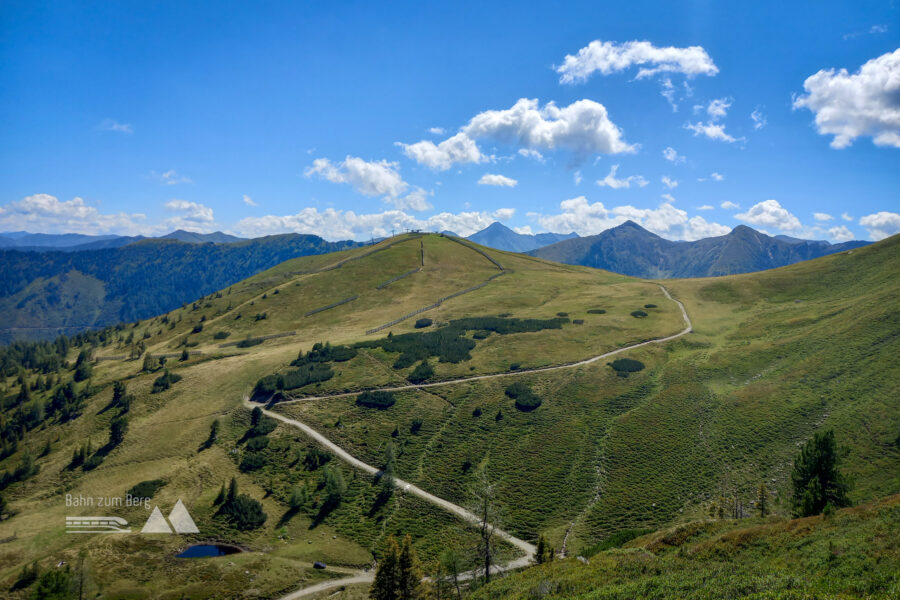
[{"x1": 0, "y1": 232, "x2": 897, "y2": 598}]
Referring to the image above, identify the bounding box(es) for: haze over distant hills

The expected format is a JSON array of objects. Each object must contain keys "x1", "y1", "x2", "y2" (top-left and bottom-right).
[
  {"x1": 466, "y1": 222, "x2": 579, "y2": 252},
  {"x1": 529, "y1": 220, "x2": 871, "y2": 278},
  {"x1": 0, "y1": 229, "x2": 245, "y2": 251}
]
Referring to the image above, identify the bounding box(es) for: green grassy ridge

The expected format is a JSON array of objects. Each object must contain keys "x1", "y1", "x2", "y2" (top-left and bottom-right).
[{"x1": 471, "y1": 495, "x2": 900, "y2": 599}]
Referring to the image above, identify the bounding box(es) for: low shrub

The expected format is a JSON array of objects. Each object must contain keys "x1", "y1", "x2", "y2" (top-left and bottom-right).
[
  {"x1": 151, "y1": 370, "x2": 182, "y2": 394},
  {"x1": 556, "y1": 312, "x2": 569, "y2": 317},
  {"x1": 472, "y1": 331, "x2": 490, "y2": 340},
  {"x1": 505, "y1": 382, "x2": 542, "y2": 411},
  {"x1": 237, "y1": 337, "x2": 264, "y2": 348},
  {"x1": 414, "y1": 318, "x2": 433, "y2": 328},
  {"x1": 213, "y1": 331, "x2": 231, "y2": 340},
  {"x1": 246, "y1": 436, "x2": 269, "y2": 451},
  {"x1": 240, "y1": 452, "x2": 266, "y2": 472},
  {"x1": 127, "y1": 479, "x2": 166, "y2": 499},
  {"x1": 609, "y1": 358, "x2": 645, "y2": 376},
  {"x1": 644, "y1": 303, "x2": 657, "y2": 308},
  {"x1": 587, "y1": 309, "x2": 606, "y2": 314},
  {"x1": 509, "y1": 363, "x2": 521, "y2": 371},
  {"x1": 356, "y1": 391, "x2": 396, "y2": 409},
  {"x1": 573, "y1": 319, "x2": 584, "y2": 325},
  {"x1": 408, "y1": 360, "x2": 434, "y2": 384},
  {"x1": 630, "y1": 310, "x2": 648, "y2": 318}
]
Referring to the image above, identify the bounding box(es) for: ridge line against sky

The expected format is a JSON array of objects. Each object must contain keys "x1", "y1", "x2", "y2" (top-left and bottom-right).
[{"x1": 1, "y1": 2, "x2": 898, "y2": 242}]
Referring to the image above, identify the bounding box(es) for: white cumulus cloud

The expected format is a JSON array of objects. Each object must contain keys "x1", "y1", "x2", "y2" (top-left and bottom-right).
[
  {"x1": 152, "y1": 169, "x2": 192, "y2": 185},
  {"x1": 242, "y1": 194, "x2": 257, "y2": 207},
  {"x1": 661, "y1": 176, "x2": 678, "y2": 189},
  {"x1": 232, "y1": 208, "x2": 515, "y2": 240},
  {"x1": 751, "y1": 108, "x2": 767, "y2": 130},
  {"x1": 97, "y1": 119, "x2": 133, "y2": 134},
  {"x1": 398, "y1": 132, "x2": 485, "y2": 171},
  {"x1": 663, "y1": 146, "x2": 685, "y2": 163},
  {"x1": 697, "y1": 205, "x2": 714, "y2": 210},
  {"x1": 793, "y1": 48, "x2": 900, "y2": 148},
  {"x1": 736, "y1": 199, "x2": 802, "y2": 231},
  {"x1": 305, "y1": 156, "x2": 431, "y2": 210},
  {"x1": 0, "y1": 193, "x2": 149, "y2": 235},
  {"x1": 827, "y1": 225, "x2": 854, "y2": 242},
  {"x1": 859, "y1": 211, "x2": 900, "y2": 240},
  {"x1": 530, "y1": 196, "x2": 728, "y2": 241},
  {"x1": 842, "y1": 212, "x2": 854, "y2": 222},
  {"x1": 721, "y1": 201, "x2": 740, "y2": 210},
  {"x1": 164, "y1": 199, "x2": 215, "y2": 231},
  {"x1": 518, "y1": 148, "x2": 545, "y2": 162},
  {"x1": 596, "y1": 164, "x2": 648, "y2": 189},
  {"x1": 555, "y1": 39, "x2": 718, "y2": 83},
  {"x1": 706, "y1": 98, "x2": 732, "y2": 120},
  {"x1": 478, "y1": 173, "x2": 518, "y2": 187},
  {"x1": 684, "y1": 121, "x2": 743, "y2": 143},
  {"x1": 402, "y1": 98, "x2": 634, "y2": 170},
  {"x1": 813, "y1": 212, "x2": 834, "y2": 221}
]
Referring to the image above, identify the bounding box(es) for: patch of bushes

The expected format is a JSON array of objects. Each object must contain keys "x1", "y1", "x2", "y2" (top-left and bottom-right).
[
  {"x1": 220, "y1": 493, "x2": 267, "y2": 530},
  {"x1": 408, "y1": 360, "x2": 434, "y2": 384},
  {"x1": 505, "y1": 382, "x2": 542, "y2": 411},
  {"x1": 587, "y1": 309, "x2": 606, "y2": 314},
  {"x1": 509, "y1": 363, "x2": 521, "y2": 371},
  {"x1": 252, "y1": 362, "x2": 334, "y2": 398},
  {"x1": 609, "y1": 358, "x2": 645, "y2": 377},
  {"x1": 237, "y1": 337, "x2": 264, "y2": 348},
  {"x1": 127, "y1": 479, "x2": 166, "y2": 499},
  {"x1": 151, "y1": 369, "x2": 182, "y2": 393},
  {"x1": 291, "y1": 342, "x2": 357, "y2": 366},
  {"x1": 356, "y1": 316, "x2": 568, "y2": 368},
  {"x1": 580, "y1": 528, "x2": 654, "y2": 556},
  {"x1": 303, "y1": 447, "x2": 332, "y2": 470},
  {"x1": 191, "y1": 322, "x2": 203, "y2": 334},
  {"x1": 246, "y1": 436, "x2": 270, "y2": 451},
  {"x1": 556, "y1": 312, "x2": 569, "y2": 317},
  {"x1": 644, "y1": 304, "x2": 657, "y2": 309},
  {"x1": 356, "y1": 391, "x2": 396, "y2": 409},
  {"x1": 573, "y1": 319, "x2": 584, "y2": 325},
  {"x1": 472, "y1": 331, "x2": 490, "y2": 340},
  {"x1": 630, "y1": 310, "x2": 648, "y2": 318},
  {"x1": 414, "y1": 318, "x2": 433, "y2": 328},
  {"x1": 213, "y1": 331, "x2": 231, "y2": 340},
  {"x1": 239, "y1": 452, "x2": 266, "y2": 472}
]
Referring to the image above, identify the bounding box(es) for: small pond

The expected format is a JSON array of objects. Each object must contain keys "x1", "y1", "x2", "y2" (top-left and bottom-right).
[{"x1": 176, "y1": 544, "x2": 242, "y2": 558}]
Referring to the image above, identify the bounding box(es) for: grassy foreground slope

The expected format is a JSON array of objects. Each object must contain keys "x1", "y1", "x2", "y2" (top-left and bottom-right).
[{"x1": 472, "y1": 495, "x2": 900, "y2": 599}]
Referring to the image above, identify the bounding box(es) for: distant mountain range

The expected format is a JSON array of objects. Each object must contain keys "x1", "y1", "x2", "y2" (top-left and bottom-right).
[
  {"x1": 0, "y1": 234, "x2": 360, "y2": 343},
  {"x1": 529, "y1": 220, "x2": 871, "y2": 278},
  {"x1": 0, "y1": 229, "x2": 245, "y2": 251},
  {"x1": 466, "y1": 222, "x2": 578, "y2": 252}
]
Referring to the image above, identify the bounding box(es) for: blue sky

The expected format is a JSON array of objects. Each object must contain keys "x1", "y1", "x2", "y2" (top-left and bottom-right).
[{"x1": 1, "y1": 1, "x2": 898, "y2": 241}]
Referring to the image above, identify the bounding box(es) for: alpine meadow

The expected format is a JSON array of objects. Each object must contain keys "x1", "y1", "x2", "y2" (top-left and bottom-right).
[{"x1": 2, "y1": 2, "x2": 899, "y2": 599}]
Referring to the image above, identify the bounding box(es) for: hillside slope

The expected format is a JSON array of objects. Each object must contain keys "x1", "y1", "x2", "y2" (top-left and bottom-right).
[
  {"x1": 530, "y1": 220, "x2": 870, "y2": 278},
  {"x1": 0, "y1": 234, "x2": 362, "y2": 343},
  {"x1": 0, "y1": 233, "x2": 896, "y2": 599}
]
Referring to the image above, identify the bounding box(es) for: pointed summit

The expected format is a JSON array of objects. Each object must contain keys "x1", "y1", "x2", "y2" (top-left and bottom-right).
[
  {"x1": 141, "y1": 506, "x2": 173, "y2": 533},
  {"x1": 168, "y1": 499, "x2": 200, "y2": 534}
]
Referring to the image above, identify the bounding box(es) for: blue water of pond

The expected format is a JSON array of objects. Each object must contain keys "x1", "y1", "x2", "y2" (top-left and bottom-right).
[{"x1": 176, "y1": 544, "x2": 241, "y2": 558}]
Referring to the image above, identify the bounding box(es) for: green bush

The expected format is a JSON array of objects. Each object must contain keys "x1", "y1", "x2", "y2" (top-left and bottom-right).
[
  {"x1": 408, "y1": 361, "x2": 434, "y2": 384},
  {"x1": 213, "y1": 331, "x2": 231, "y2": 340},
  {"x1": 252, "y1": 362, "x2": 334, "y2": 398},
  {"x1": 414, "y1": 318, "x2": 433, "y2": 328},
  {"x1": 239, "y1": 452, "x2": 266, "y2": 472},
  {"x1": 127, "y1": 479, "x2": 166, "y2": 499},
  {"x1": 82, "y1": 454, "x2": 104, "y2": 471},
  {"x1": 587, "y1": 309, "x2": 606, "y2": 314},
  {"x1": 292, "y1": 342, "x2": 356, "y2": 366},
  {"x1": 573, "y1": 319, "x2": 584, "y2": 325},
  {"x1": 356, "y1": 391, "x2": 396, "y2": 409},
  {"x1": 609, "y1": 358, "x2": 645, "y2": 374},
  {"x1": 644, "y1": 303, "x2": 658, "y2": 308},
  {"x1": 151, "y1": 370, "x2": 182, "y2": 393},
  {"x1": 505, "y1": 382, "x2": 542, "y2": 411},
  {"x1": 191, "y1": 322, "x2": 203, "y2": 333},
  {"x1": 630, "y1": 310, "x2": 648, "y2": 318},
  {"x1": 237, "y1": 337, "x2": 264, "y2": 348},
  {"x1": 246, "y1": 436, "x2": 269, "y2": 451},
  {"x1": 220, "y1": 494, "x2": 267, "y2": 530},
  {"x1": 556, "y1": 312, "x2": 569, "y2": 317},
  {"x1": 472, "y1": 331, "x2": 490, "y2": 340}
]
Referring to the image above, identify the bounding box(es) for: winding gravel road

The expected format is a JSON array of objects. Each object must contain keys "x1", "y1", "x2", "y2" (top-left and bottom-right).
[{"x1": 253, "y1": 284, "x2": 692, "y2": 598}]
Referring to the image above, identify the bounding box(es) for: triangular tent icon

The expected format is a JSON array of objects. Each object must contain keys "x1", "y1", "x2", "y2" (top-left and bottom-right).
[
  {"x1": 168, "y1": 499, "x2": 199, "y2": 534},
  {"x1": 141, "y1": 506, "x2": 173, "y2": 533}
]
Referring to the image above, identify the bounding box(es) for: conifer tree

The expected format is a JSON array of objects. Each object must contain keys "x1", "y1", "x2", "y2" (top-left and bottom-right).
[
  {"x1": 791, "y1": 430, "x2": 851, "y2": 517},
  {"x1": 757, "y1": 483, "x2": 769, "y2": 517},
  {"x1": 370, "y1": 535, "x2": 400, "y2": 600}
]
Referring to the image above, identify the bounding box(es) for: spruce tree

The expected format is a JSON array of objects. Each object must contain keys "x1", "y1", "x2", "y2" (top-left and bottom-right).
[
  {"x1": 397, "y1": 534, "x2": 426, "y2": 599},
  {"x1": 757, "y1": 483, "x2": 769, "y2": 517},
  {"x1": 227, "y1": 477, "x2": 238, "y2": 505},
  {"x1": 791, "y1": 430, "x2": 851, "y2": 517},
  {"x1": 370, "y1": 535, "x2": 400, "y2": 600}
]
